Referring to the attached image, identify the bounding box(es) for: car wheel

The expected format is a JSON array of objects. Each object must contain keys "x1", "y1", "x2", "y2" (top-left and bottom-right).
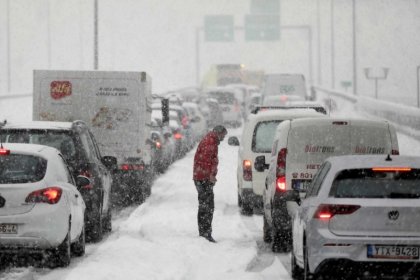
[
  {"x1": 271, "y1": 225, "x2": 290, "y2": 253},
  {"x1": 103, "y1": 208, "x2": 112, "y2": 233},
  {"x1": 87, "y1": 205, "x2": 103, "y2": 242},
  {"x1": 71, "y1": 225, "x2": 85, "y2": 257},
  {"x1": 47, "y1": 221, "x2": 71, "y2": 267},
  {"x1": 303, "y1": 238, "x2": 315, "y2": 280},
  {"x1": 240, "y1": 201, "x2": 253, "y2": 215},
  {"x1": 263, "y1": 214, "x2": 272, "y2": 243},
  {"x1": 291, "y1": 248, "x2": 304, "y2": 279}
]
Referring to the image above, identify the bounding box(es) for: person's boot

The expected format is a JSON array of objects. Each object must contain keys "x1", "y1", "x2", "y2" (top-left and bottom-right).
[{"x1": 199, "y1": 233, "x2": 216, "y2": 243}]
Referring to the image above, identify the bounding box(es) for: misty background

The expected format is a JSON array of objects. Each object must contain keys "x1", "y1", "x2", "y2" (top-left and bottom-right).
[{"x1": 0, "y1": 0, "x2": 419, "y2": 104}]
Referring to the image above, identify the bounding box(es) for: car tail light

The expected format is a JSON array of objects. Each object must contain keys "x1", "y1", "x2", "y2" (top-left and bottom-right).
[
  {"x1": 174, "y1": 133, "x2": 183, "y2": 140},
  {"x1": 243, "y1": 160, "x2": 252, "y2": 181},
  {"x1": 156, "y1": 141, "x2": 162, "y2": 149},
  {"x1": 79, "y1": 169, "x2": 94, "y2": 190},
  {"x1": 280, "y1": 95, "x2": 288, "y2": 103},
  {"x1": 0, "y1": 148, "x2": 10, "y2": 156},
  {"x1": 276, "y1": 176, "x2": 286, "y2": 192},
  {"x1": 372, "y1": 167, "x2": 411, "y2": 172},
  {"x1": 314, "y1": 204, "x2": 361, "y2": 220},
  {"x1": 120, "y1": 164, "x2": 144, "y2": 171},
  {"x1": 26, "y1": 187, "x2": 62, "y2": 204},
  {"x1": 391, "y1": 149, "x2": 399, "y2": 155},
  {"x1": 275, "y1": 148, "x2": 287, "y2": 192}
]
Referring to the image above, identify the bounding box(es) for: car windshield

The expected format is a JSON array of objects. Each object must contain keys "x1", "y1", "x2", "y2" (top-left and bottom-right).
[
  {"x1": 207, "y1": 91, "x2": 236, "y2": 105},
  {"x1": 2, "y1": 129, "x2": 76, "y2": 161},
  {"x1": 0, "y1": 154, "x2": 47, "y2": 184},
  {"x1": 330, "y1": 168, "x2": 420, "y2": 198},
  {"x1": 252, "y1": 120, "x2": 282, "y2": 153}
]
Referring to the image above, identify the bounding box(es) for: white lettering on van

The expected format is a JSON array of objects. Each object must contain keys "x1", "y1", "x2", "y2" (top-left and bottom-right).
[
  {"x1": 354, "y1": 146, "x2": 385, "y2": 154},
  {"x1": 304, "y1": 145, "x2": 335, "y2": 153}
]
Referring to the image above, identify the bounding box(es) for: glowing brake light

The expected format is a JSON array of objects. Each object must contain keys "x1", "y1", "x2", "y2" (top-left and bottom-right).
[
  {"x1": 156, "y1": 141, "x2": 162, "y2": 149},
  {"x1": 174, "y1": 133, "x2": 183, "y2": 140},
  {"x1": 26, "y1": 187, "x2": 62, "y2": 204},
  {"x1": 314, "y1": 204, "x2": 361, "y2": 220},
  {"x1": 79, "y1": 170, "x2": 93, "y2": 190},
  {"x1": 276, "y1": 176, "x2": 286, "y2": 192},
  {"x1": 243, "y1": 160, "x2": 252, "y2": 181},
  {"x1": 120, "y1": 164, "x2": 144, "y2": 171},
  {"x1": 0, "y1": 148, "x2": 10, "y2": 156},
  {"x1": 372, "y1": 167, "x2": 411, "y2": 172}
]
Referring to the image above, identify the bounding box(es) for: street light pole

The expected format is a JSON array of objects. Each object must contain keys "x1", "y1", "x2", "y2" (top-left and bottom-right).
[
  {"x1": 316, "y1": 0, "x2": 322, "y2": 85},
  {"x1": 417, "y1": 65, "x2": 420, "y2": 108},
  {"x1": 94, "y1": 0, "x2": 98, "y2": 70},
  {"x1": 352, "y1": 0, "x2": 357, "y2": 95},
  {"x1": 7, "y1": 0, "x2": 11, "y2": 93},
  {"x1": 330, "y1": 0, "x2": 335, "y2": 89}
]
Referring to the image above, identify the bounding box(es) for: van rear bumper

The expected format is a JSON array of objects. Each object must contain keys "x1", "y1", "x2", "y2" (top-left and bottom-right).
[{"x1": 241, "y1": 189, "x2": 263, "y2": 209}]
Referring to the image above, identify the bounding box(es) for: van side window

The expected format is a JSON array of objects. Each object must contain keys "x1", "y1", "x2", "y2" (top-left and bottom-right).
[{"x1": 306, "y1": 162, "x2": 331, "y2": 198}]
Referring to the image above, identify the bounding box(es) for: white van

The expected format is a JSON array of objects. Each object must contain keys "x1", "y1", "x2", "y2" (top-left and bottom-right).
[
  {"x1": 228, "y1": 109, "x2": 326, "y2": 215},
  {"x1": 256, "y1": 118, "x2": 399, "y2": 252}
]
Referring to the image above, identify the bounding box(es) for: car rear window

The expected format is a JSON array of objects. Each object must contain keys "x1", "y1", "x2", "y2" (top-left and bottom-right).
[
  {"x1": 330, "y1": 168, "x2": 420, "y2": 199},
  {"x1": 252, "y1": 121, "x2": 282, "y2": 153},
  {"x1": 0, "y1": 154, "x2": 47, "y2": 184},
  {"x1": 2, "y1": 129, "x2": 76, "y2": 161},
  {"x1": 207, "y1": 92, "x2": 236, "y2": 105}
]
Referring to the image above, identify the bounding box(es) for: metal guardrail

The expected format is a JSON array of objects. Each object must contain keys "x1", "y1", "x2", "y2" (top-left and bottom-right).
[
  {"x1": 312, "y1": 86, "x2": 420, "y2": 140},
  {"x1": 0, "y1": 93, "x2": 32, "y2": 100}
]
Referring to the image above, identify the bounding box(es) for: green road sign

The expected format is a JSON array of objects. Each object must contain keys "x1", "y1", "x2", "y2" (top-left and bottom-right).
[
  {"x1": 204, "y1": 15, "x2": 234, "y2": 42},
  {"x1": 245, "y1": 15, "x2": 279, "y2": 41},
  {"x1": 250, "y1": 0, "x2": 280, "y2": 14}
]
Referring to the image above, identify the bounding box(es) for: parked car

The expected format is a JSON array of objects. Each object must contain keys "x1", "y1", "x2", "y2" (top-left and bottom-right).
[
  {"x1": 257, "y1": 118, "x2": 400, "y2": 252},
  {"x1": 182, "y1": 102, "x2": 207, "y2": 142},
  {"x1": 205, "y1": 98, "x2": 224, "y2": 129},
  {"x1": 0, "y1": 121, "x2": 116, "y2": 242},
  {"x1": 206, "y1": 87, "x2": 242, "y2": 127},
  {"x1": 228, "y1": 109, "x2": 325, "y2": 215},
  {"x1": 0, "y1": 143, "x2": 87, "y2": 267},
  {"x1": 290, "y1": 155, "x2": 420, "y2": 279}
]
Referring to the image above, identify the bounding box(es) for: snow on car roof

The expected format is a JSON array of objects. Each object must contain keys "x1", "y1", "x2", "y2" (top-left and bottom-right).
[
  {"x1": 290, "y1": 117, "x2": 389, "y2": 128},
  {"x1": 1, "y1": 142, "x2": 59, "y2": 157},
  {"x1": 248, "y1": 108, "x2": 325, "y2": 122},
  {"x1": 182, "y1": 102, "x2": 198, "y2": 108},
  {"x1": 325, "y1": 155, "x2": 420, "y2": 170},
  {"x1": 3, "y1": 121, "x2": 74, "y2": 130}
]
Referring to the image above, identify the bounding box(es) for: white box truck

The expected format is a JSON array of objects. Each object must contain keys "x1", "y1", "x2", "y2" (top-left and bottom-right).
[{"x1": 33, "y1": 70, "x2": 153, "y2": 202}]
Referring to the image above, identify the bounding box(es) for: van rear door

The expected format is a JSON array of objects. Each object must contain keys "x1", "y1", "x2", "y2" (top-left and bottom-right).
[
  {"x1": 286, "y1": 120, "x2": 351, "y2": 192},
  {"x1": 349, "y1": 120, "x2": 392, "y2": 155}
]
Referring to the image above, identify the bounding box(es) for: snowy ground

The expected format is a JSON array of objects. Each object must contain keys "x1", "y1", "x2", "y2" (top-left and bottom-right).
[{"x1": 1, "y1": 97, "x2": 420, "y2": 279}]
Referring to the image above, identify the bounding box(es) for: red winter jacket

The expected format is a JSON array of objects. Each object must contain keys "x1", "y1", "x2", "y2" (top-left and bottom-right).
[{"x1": 193, "y1": 131, "x2": 219, "y2": 181}]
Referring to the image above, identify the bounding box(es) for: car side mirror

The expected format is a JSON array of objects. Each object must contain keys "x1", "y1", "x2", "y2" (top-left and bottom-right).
[
  {"x1": 254, "y1": 155, "x2": 269, "y2": 172},
  {"x1": 75, "y1": 175, "x2": 92, "y2": 189},
  {"x1": 102, "y1": 156, "x2": 117, "y2": 171},
  {"x1": 228, "y1": 136, "x2": 239, "y2": 146},
  {"x1": 286, "y1": 190, "x2": 302, "y2": 206}
]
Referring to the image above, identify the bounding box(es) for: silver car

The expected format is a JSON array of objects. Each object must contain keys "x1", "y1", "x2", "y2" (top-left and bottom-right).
[{"x1": 290, "y1": 155, "x2": 420, "y2": 279}]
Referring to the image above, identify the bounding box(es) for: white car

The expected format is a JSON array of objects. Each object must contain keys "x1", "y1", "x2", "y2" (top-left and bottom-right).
[
  {"x1": 206, "y1": 87, "x2": 242, "y2": 127},
  {"x1": 291, "y1": 155, "x2": 420, "y2": 279},
  {"x1": 0, "y1": 143, "x2": 87, "y2": 267},
  {"x1": 182, "y1": 102, "x2": 207, "y2": 142},
  {"x1": 258, "y1": 118, "x2": 400, "y2": 252},
  {"x1": 228, "y1": 109, "x2": 325, "y2": 215}
]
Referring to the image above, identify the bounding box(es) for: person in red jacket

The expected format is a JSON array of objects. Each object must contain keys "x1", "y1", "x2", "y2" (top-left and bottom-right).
[{"x1": 193, "y1": 125, "x2": 227, "y2": 243}]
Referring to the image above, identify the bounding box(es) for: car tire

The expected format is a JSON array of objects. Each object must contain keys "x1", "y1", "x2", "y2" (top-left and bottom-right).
[
  {"x1": 103, "y1": 208, "x2": 112, "y2": 233},
  {"x1": 303, "y1": 238, "x2": 315, "y2": 280},
  {"x1": 240, "y1": 201, "x2": 253, "y2": 215},
  {"x1": 71, "y1": 226, "x2": 85, "y2": 257},
  {"x1": 47, "y1": 221, "x2": 71, "y2": 268},
  {"x1": 88, "y1": 205, "x2": 103, "y2": 242},
  {"x1": 291, "y1": 248, "x2": 304, "y2": 280},
  {"x1": 263, "y1": 214, "x2": 272, "y2": 243}
]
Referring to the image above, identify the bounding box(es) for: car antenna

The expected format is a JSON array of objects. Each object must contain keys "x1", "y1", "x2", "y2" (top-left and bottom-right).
[
  {"x1": 385, "y1": 154, "x2": 392, "y2": 161},
  {"x1": 0, "y1": 120, "x2": 7, "y2": 149}
]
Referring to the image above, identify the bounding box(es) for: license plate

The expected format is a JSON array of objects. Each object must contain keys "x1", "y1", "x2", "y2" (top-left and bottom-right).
[
  {"x1": 291, "y1": 179, "x2": 311, "y2": 192},
  {"x1": 367, "y1": 245, "x2": 419, "y2": 260},
  {"x1": 0, "y1": 224, "x2": 18, "y2": 234}
]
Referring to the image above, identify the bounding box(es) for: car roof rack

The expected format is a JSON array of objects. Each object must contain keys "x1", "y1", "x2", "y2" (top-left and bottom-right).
[{"x1": 251, "y1": 105, "x2": 327, "y2": 115}]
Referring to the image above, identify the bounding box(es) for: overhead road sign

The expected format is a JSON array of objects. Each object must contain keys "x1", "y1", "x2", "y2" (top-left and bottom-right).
[
  {"x1": 250, "y1": 0, "x2": 280, "y2": 14},
  {"x1": 245, "y1": 15, "x2": 280, "y2": 41},
  {"x1": 204, "y1": 15, "x2": 234, "y2": 42}
]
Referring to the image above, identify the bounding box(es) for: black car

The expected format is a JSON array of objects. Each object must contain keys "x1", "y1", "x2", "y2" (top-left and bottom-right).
[{"x1": 0, "y1": 120, "x2": 116, "y2": 242}]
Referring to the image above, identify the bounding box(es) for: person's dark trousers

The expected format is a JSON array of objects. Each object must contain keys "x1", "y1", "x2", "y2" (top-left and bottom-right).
[{"x1": 194, "y1": 180, "x2": 215, "y2": 238}]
